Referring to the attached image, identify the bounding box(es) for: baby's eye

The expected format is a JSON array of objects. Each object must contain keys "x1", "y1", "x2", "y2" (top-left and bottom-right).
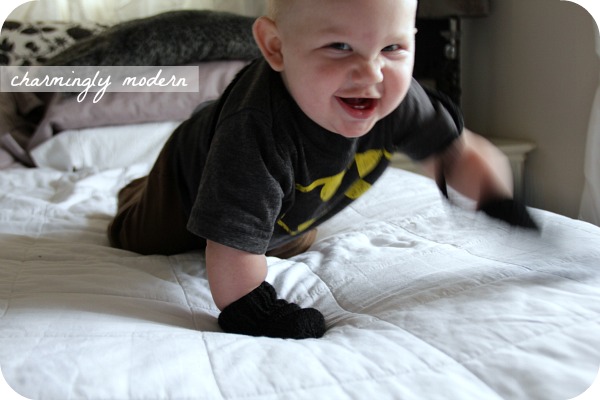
[
  {"x1": 382, "y1": 44, "x2": 402, "y2": 52},
  {"x1": 328, "y1": 42, "x2": 352, "y2": 51}
]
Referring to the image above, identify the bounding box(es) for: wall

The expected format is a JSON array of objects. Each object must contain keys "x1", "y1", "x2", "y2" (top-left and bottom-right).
[
  {"x1": 460, "y1": 0, "x2": 599, "y2": 218},
  {"x1": 7, "y1": 0, "x2": 267, "y2": 23}
]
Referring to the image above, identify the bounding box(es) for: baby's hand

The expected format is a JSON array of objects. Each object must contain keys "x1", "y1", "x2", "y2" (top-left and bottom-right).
[
  {"x1": 218, "y1": 281, "x2": 326, "y2": 339},
  {"x1": 479, "y1": 198, "x2": 539, "y2": 231}
]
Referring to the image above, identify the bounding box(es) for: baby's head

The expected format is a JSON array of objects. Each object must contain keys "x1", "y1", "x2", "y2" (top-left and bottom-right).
[
  {"x1": 254, "y1": 0, "x2": 418, "y2": 138},
  {"x1": 266, "y1": 0, "x2": 284, "y2": 21}
]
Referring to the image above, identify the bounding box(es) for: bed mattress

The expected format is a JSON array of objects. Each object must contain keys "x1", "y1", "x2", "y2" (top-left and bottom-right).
[{"x1": 1, "y1": 158, "x2": 599, "y2": 399}]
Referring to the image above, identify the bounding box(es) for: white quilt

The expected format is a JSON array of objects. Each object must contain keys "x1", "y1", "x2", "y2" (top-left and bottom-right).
[{"x1": 1, "y1": 159, "x2": 599, "y2": 399}]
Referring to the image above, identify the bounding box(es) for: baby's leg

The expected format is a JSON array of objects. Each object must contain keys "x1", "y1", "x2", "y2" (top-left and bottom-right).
[{"x1": 107, "y1": 138, "x2": 200, "y2": 255}]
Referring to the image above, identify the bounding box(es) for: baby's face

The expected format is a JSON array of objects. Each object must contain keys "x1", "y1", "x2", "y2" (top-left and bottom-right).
[{"x1": 275, "y1": 0, "x2": 417, "y2": 138}]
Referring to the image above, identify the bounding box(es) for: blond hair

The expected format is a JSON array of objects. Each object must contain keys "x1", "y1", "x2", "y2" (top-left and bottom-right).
[{"x1": 267, "y1": 0, "x2": 289, "y2": 20}]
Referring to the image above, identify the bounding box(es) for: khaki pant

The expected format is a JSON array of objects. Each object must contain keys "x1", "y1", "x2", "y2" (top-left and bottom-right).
[{"x1": 108, "y1": 139, "x2": 316, "y2": 258}]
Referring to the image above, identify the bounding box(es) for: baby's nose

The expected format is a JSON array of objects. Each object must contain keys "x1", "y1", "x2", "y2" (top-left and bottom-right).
[{"x1": 352, "y1": 58, "x2": 384, "y2": 85}]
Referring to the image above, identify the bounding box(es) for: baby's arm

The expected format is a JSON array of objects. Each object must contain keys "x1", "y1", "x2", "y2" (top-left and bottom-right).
[
  {"x1": 205, "y1": 240, "x2": 326, "y2": 339},
  {"x1": 205, "y1": 240, "x2": 268, "y2": 310},
  {"x1": 422, "y1": 129, "x2": 513, "y2": 206},
  {"x1": 422, "y1": 129, "x2": 538, "y2": 229}
]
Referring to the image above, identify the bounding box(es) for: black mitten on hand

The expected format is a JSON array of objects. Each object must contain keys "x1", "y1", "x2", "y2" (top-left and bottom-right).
[
  {"x1": 218, "y1": 281, "x2": 326, "y2": 339},
  {"x1": 479, "y1": 198, "x2": 539, "y2": 231}
]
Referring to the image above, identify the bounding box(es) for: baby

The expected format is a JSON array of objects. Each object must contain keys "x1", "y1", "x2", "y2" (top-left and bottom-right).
[{"x1": 109, "y1": 0, "x2": 522, "y2": 339}]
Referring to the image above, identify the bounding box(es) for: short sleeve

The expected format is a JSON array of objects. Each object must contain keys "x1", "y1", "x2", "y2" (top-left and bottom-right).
[
  {"x1": 186, "y1": 111, "x2": 290, "y2": 254},
  {"x1": 389, "y1": 80, "x2": 464, "y2": 161}
]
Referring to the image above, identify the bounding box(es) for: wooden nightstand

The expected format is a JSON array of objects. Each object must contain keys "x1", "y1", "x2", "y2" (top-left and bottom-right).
[{"x1": 389, "y1": 137, "x2": 536, "y2": 200}]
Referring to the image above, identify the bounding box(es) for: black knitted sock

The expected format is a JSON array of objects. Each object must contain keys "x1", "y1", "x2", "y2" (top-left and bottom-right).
[
  {"x1": 218, "y1": 281, "x2": 326, "y2": 339},
  {"x1": 479, "y1": 198, "x2": 539, "y2": 231}
]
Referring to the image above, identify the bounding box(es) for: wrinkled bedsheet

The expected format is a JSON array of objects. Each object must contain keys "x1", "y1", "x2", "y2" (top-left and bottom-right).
[{"x1": 1, "y1": 164, "x2": 599, "y2": 400}]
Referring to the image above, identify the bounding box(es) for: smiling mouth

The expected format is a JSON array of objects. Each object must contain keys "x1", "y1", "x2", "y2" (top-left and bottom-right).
[
  {"x1": 336, "y1": 97, "x2": 378, "y2": 118},
  {"x1": 338, "y1": 97, "x2": 376, "y2": 110}
]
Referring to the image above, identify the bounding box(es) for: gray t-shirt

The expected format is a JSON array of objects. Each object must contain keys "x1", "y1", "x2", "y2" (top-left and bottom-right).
[{"x1": 167, "y1": 59, "x2": 463, "y2": 254}]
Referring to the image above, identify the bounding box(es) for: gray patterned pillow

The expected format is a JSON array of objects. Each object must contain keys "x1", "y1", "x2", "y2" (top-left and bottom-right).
[
  {"x1": 0, "y1": 20, "x2": 106, "y2": 66},
  {"x1": 44, "y1": 10, "x2": 260, "y2": 66}
]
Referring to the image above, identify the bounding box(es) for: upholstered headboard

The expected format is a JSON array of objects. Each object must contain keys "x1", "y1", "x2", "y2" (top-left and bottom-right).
[{"x1": 414, "y1": 0, "x2": 490, "y2": 105}]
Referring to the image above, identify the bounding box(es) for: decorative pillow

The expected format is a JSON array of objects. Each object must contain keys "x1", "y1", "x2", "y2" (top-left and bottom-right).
[
  {"x1": 45, "y1": 10, "x2": 260, "y2": 66},
  {"x1": 29, "y1": 121, "x2": 180, "y2": 171},
  {"x1": 0, "y1": 20, "x2": 107, "y2": 167},
  {"x1": 0, "y1": 20, "x2": 107, "y2": 66},
  {"x1": 27, "y1": 60, "x2": 248, "y2": 152},
  {"x1": 1, "y1": 11, "x2": 260, "y2": 168}
]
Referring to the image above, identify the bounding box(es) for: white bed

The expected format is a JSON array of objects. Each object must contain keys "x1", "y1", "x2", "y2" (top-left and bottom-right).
[
  {"x1": 1, "y1": 134, "x2": 600, "y2": 399},
  {"x1": 1, "y1": 8, "x2": 600, "y2": 400}
]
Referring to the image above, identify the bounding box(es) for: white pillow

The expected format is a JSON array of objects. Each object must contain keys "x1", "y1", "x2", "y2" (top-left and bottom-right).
[{"x1": 30, "y1": 121, "x2": 179, "y2": 171}]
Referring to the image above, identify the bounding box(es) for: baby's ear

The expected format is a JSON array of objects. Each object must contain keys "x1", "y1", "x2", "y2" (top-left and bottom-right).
[{"x1": 252, "y1": 16, "x2": 284, "y2": 71}]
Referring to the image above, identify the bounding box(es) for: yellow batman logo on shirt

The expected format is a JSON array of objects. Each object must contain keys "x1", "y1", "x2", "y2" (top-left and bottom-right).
[
  {"x1": 294, "y1": 149, "x2": 392, "y2": 201},
  {"x1": 277, "y1": 218, "x2": 317, "y2": 236},
  {"x1": 355, "y1": 149, "x2": 392, "y2": 177},
  {"x1": 278, "y1": 148, "x2": 392, "y2": 235},
  {"x1": 295, "y1": 171, "x2": 345, "y2": 202}
]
